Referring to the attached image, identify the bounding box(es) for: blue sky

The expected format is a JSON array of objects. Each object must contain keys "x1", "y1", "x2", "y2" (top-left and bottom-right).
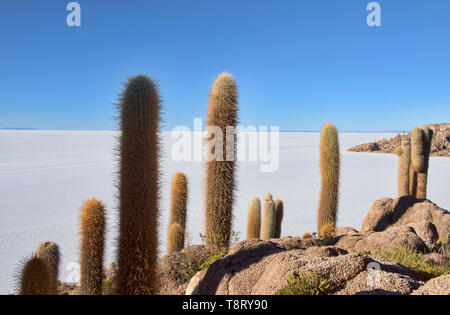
[{"x1": 1, "y1": 0, "x2": 449, "y2": 131}]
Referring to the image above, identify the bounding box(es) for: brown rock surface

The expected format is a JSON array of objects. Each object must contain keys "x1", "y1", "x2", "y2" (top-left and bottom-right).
[{"x1": 411, "y1": 275, "x2": 450, "y2": 295}]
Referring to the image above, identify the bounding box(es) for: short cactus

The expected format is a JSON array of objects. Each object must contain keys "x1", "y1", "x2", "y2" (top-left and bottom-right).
[
  {"x1": 18, "y1": 256, "x2": 52, "y2": 295},
  {"x1": 167, "y1": 172, "x2": 188, "y2": 254},
  {"x1": 205, "y1": 73, "x2": 238, "y2": 250},
  {"x1": 274, "y1": 199, "x2": 284, "y2": 238},
  {"x1": 79, "y1": 198, "x2": 106, "y2": 295},
  {"x1": 36, "y1": 241, "x2": 60, "y2": 295},
  {"x1": 302, "y1": 233, "x2": 313, "y2": 240},
  {"x1": 317, "y1": 123, "x2": 340, "y2": 237},
  {"x1": 260, "y1": 193, "x2": 276, "y2": 240},
  {"x1": 246, "y1": 196, "x2": 261, "y2": 239},
  {"x1": 167, "y1": 222, "x2": 185, "y2": 254},
  {"x1": 395, "y1": 139, "x2": 411, "y2": 197},
  {"x1": 117, "y1": 75, "x2": 161, "y2": 295}
]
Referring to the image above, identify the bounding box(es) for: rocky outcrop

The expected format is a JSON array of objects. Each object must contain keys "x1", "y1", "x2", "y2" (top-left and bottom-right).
[
  {"x1": 348, "y1": 123, "x2": 450, "y2": 157},
  {"x1": 411, "y1": 275, "x2": 450, "y2": 295}
]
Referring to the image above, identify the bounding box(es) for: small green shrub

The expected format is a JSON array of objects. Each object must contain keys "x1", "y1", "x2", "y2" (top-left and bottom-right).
[
  {"x1": 102, "y1": 279, "x2": 114, "y2": 295},
  {"x1": 199, "y1": 251, "x2": 226, "y2": 271},
  {"x1": 378, "y1": 245, "x2": 450, "y2": 281},
  {"x1": 277, "y1": 271, "x2": 334, "y2": 295}
]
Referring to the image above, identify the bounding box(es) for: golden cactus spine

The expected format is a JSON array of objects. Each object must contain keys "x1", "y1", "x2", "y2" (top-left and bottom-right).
[
  {"x1": 79, "y1": 198, "x2": 106, "y2": 295},
  {"x1": 246, "y1": 196, "x2": 261, "y2": 239},
  {"x1": 167, "y1": 222, "x2": 184, "y2": 254},
  {"x1": 36, "y1": 241, "x2": 60, "y2": 295},
  {"x1": 205, "y1": 73, "x2": 238, "y2": 250},
  {"x1": 395, "y1": 138, "x2": 411, "y2": 197},
  {"x1": 260, "y1": 193, "x2": 276, "y2": 240},
  {"x1": 117, "y1": 75, "x2": 161, "y2": 295},
  {"x1": 274, "y1": 199, "x2": 284, "y2": 238},
  {"x1": 317, "y1": 123, "x2": 340, "y2": 237},
  {"x1": 18, "y1": 256, "x2": 52, "y2": 295},
  {"x1": 167, "y1": 172, "x2": 188, "y2": 254}
]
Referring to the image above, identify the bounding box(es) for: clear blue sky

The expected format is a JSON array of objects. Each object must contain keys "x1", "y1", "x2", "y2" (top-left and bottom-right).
[{"x1": 1, "y1": 0, "x2": 449, "y2": 131}]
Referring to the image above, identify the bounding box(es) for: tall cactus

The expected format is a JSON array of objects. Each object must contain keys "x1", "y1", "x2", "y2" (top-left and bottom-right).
[
  {"x1": 167, "y1": 172, "x2": 188, "y2": 254},
  {"x1": 79, "y1": 198, "x2": 106, "y2": 295},
  {"x1": 246, "y1": 196, "x2": 261, "y2": 239},
  {"x1": 167, "y1": 222, "x2": 184, "y2": 254},
  {"x1": 317, "y1": 123, "x2": 340, "y2": 237},
  {"x1": 18, "y1": 256, "x2": 52, "y2": 295},
  {"x1": 394, "y1": 138, "x2": 411, "y2": 197},
  {"x1": 274, "y1": 199, "x2": 284, "y2": 238},
  {"x1": 117, "y1": 75, "x2": 161, "y2": 295},
  {"x1": 261, "y1": 193, "x2": 276, "y2": 240},
  {"x1": 36, "y1": 241, "x2": 60, "y2": 295},
  {"x1": 205, "y1": 73, "x2": 238, "y2": 250},
  {"x1": 410, "y1": 126, "x2": 433, "y2": 199}
]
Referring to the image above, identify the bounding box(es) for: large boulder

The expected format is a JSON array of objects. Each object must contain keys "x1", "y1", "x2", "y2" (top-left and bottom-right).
[{"x1": 411, "y1": 275, "x2": 450, "y2": 295}]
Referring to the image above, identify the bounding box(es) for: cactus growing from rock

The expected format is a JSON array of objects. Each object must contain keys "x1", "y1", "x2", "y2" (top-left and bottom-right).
[
  {"x1": 246, "y1": 196, "x2": 261, "y2": 239},
  {"x1": 116, "y1": 75, "x2": 161, "y2": 295},
  {"x1": 274, "y1": 199, "x2": 284, "y2": 238},
  {"x1": 410, "y1": 126, "x2": 433, "y2": 199},
  {"x1": 167, "y1": 222, "x2": 184, "y2": 254},
  {"x1": 205, "y1": 73, "x2": 238, "y2": 250},
  {"x1": 167, "y1": 172, "x2": 188, "y2": 254},
  {"x1": 261, "y1": 193, "x2": 276, "y2": 240},
  {"x1": 36, "y1": 241, "x2": 60, "y2": 295},
  {"x1": 79, "y1": 198, "x2": 106, "y2": 295},
  {"x1": 417, "y1": 125, "x2": 433, "y2": 199},
  {"x1": 317, "y1": 123, "x2": 340, "y2": 237},
  {"x1": 395, "y1": 139, "x2": 411, "y2": 197},
  {"x1": 18, "y1": 256, "x2": 52, "y2": 295}
]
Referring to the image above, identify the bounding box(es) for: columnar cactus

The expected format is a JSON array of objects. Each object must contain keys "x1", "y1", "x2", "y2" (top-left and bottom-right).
[
  {"x1": 317, "y1": 123, "x2": 340, "y2": 237},
  {"x1": 261, "y1": 193, "x2": 276, "y2": 240},
  {"x1": 167, "y1": 222, "x2": 184, "y2": 254},
  {"x1": 167, "y1": 172, "x2": 188, "y2": 254},
  {"x1": 18, "y1": 256, "x2": 52, "y2": 295},
  {"x1": 36, "y1": 241, "x2": 60, "y2": 295},
  {"x1": 410, "y1": 126, "x2": 433, "y2": 199},
  {"x1": 246, "y1": 196, "x2": 261, "y2": 239},
  {"x1": 205, "y1": 73, "x2": 238, "y2": 250},
  {"x1": 394, "y1": 138, "x2": 411, "y2": 197},
  {"x1": 79, "y1": 198, "x2": 106, "y2": 295},
  {"x1": 274, "y1": 199, "x2": 284, "y2": 238},
  {"x1": 117, "y1": 75, "x2": 161, "y2": 295}
]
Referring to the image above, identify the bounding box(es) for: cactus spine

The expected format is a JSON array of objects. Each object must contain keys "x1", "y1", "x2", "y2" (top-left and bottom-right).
[
  {"x1": 410, "y1": 126, "x2": 433, "y2": 199},
  {"x1": 246, "y1": 196, "x2": 261, "y2": 239},
  {"x1": 317, "y1": 123, "x2": 340, "y2": 237},
  {"x1": 117, "y1": 75, "x2": 161, "y2": 295},
  {"x1": 36, "y1": 241, "x2": 60, "y2": 295},
  {"x1": 19, "y1": 256, "x2": 52, "y2": 295},
  {"x1": 167, "y1": 222, "x2": 184, "y2": 254},
  {"x1": 274, "y1": 199, "x2": 284, "y2": 238},
  {"x1": 167, "y1": 172, "x2": 188, "y2": 254},
  {"x1": 79, "y1": 198, "x2": 106, "y2": 295},
  {"x1": 205, "y1": 73, "x2": 238, "y2": 250},
  {"x1": 395, "y1": 138, "x2": 411, "y2": 197},
  {"x1": 261, "y1": 193, "x2": 276, "y2": 240}
]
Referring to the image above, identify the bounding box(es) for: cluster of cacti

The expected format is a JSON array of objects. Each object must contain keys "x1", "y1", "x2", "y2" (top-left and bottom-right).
[
  {"x1": 246, "y1": 196, "x2": 261, "y2": 239},
  {"x1": 317, "y1": 123, "x2": 340, "y2": 238},
  {"x1": 394, "y1": 138, "x2": 411, "y2": 197},
  {"x1": 166, "y1": 172, "x2": 188, "y2": 254},
  {"x1": 205, "y1": 73, "x2": 238, "y2": 251},
  {"x1": 79, "y1": 198, "x2": 106, "y2": 295},
  {"x1": 116, "y1": 75, "x2": 161, "y2": 295},
  {"x1": 18, "y1": 256, "x2": 53, "y2": 295},
  {"x1": 36, "y1": 241, "x2": 60, "y2": 294}
]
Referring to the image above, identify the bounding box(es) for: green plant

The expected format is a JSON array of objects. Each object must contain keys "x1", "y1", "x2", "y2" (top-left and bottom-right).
[
  {"x1": 317, "y1": 123, "x2": 340, "y2": 237},
  {"x1": 18, "y1": 256, "x2": 52, "y2": 295},
  {"x1": 36, "y1": 241, "x2": 60, "y2": 295},
  {"x1": 116, "y1": 75, "x2": 161, "y2": 295},
  {"x1": 260, "y1": 193, "x2": 276, "y2": 240},
  {"x1": 435, "y1": 237, "x2": 450, "y2": 257},
  {"x1": 394, "y1": 139, "x2": 411, "y2": 197},
  {"x1": 378, "y1": 245, "x2": 450, "y2": 281},
  {"x1": 102, "y1": 279, "x2": 114, "y2": 295},
  {"x1": 246, "y1": 196, "x2": 261, "y2": 239},
  {"x1": 167, "y1": 172, "x2": 188, "y2": 254},
  {"x1": 199, "y1": 250, "x2": 227, "y2": 271},
  {"x1": 79, "y1": 198, "x2": 106, "y2": 295},
  {"x1": 274, "y1": 199, "x2": 284, "y2": 238},
  {"x1": 277, "y1": 271, "x2": 334, "y2": 295},
  {"x1": 205, "y1": 73, "x2": 238, "y2": 251},
  {"x1": 167, "y1": 222, "x2": 185, "y2": 254}
]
